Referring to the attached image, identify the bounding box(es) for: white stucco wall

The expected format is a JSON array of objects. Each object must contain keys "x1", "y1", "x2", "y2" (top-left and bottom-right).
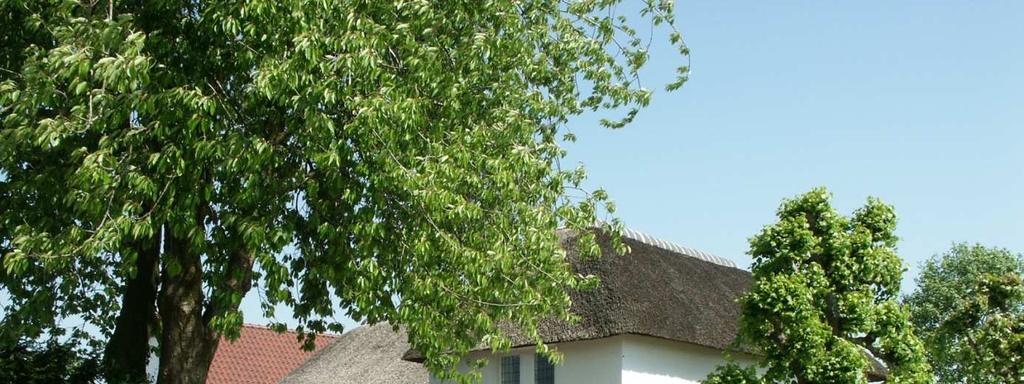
[
  {"x1": 432, "y1": 335, "x2": 757, "y2": 384},
  {"x1": 620, "y1": 335, "x2": 757, "y2": 384},
  {"x1": 431, "y1": 336, "x2": 624, "y2": 384},
  {"x1": 553, "y1": 337, "x2": 623, "y2": 384}
]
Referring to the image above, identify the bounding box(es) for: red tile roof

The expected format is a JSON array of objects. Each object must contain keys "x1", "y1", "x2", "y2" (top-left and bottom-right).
[{"x1": 206, "y1": 324, "x2": 337, "y2": 384}]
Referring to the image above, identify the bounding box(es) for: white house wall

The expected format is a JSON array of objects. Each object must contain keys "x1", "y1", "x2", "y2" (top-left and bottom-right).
[
  {"x1": 431, "y1": 334, "x2": 757, "y2": 384},
  {"x1": 620, "y1": 335, "x2": 757, "y2": 384},
  {"x1": 553, "y1": 337, "x2": 623, "y2": 384},
  {"x1": 431, "y1": 336, "x2": 625, "y2": 384}
]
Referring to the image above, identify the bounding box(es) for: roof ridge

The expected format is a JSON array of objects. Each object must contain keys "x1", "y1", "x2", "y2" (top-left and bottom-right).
[
  {"x1": 239, "y1": 323, "x2": 340, "y2": 338},
  {"x1": 619, "y1": 227, "x2": 738, "y2": 269}
]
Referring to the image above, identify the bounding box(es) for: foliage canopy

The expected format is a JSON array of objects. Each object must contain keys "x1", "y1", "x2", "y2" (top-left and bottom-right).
[
  {"x1": 0, "y1": 338, "x2": 100, "y2": 384},
  {"x1": 704, "y1": 188, "x2": 931, "y2": 384},
  {"x1": 0, "y1": 0, "x2": 687, "y2": 382},
  {"x1": 906, "y1": 244, "x2": 1024, "y2": 384}
]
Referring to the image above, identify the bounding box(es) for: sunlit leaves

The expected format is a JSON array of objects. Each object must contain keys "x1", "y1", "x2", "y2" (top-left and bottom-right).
[
  {"x1": 906, "y1": 245, "x2": 1024, "y2": 384},
  {"x1": 706, "y1": 188, "x2": 931, "y2": 384},
  {"x1": 2, "y1": 0, "x2": 685, "y2": 382}
]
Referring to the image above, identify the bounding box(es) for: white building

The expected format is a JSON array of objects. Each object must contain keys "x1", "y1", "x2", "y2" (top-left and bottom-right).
[
  {"x1": 281, "y1": 228, "x2": 758, "y2": 384},
  {"x1": 428, "y1": 334, "x2": 758, "y2": 384}
]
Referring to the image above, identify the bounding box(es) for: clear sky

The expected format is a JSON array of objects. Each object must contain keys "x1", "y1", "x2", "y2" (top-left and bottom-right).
[
  {"x1": 242, "y1": 1, "x2": 1024, "y2": 329},
  {"x1": 563, "y1": 0, "x2": 1024, "y2": 286}
]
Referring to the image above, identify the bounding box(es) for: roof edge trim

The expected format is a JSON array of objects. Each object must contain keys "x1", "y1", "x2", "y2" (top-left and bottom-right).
[{"x1": 619, "y1": 227, "x2": 738, "y2": 269}]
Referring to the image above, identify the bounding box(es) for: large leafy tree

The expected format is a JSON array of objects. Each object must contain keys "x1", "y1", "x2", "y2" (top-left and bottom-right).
[
  {"x1": 704, "y1": 188, "x2": 931, "y2": 384},
  {"x1": 905, "y1": 244, "x2": 1024, "y2": 384},
  {"x1": 0, "y1": 1, "x2": 688, "y2": 383}
]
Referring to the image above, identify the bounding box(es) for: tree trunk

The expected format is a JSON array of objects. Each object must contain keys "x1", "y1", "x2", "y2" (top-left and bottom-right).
[
  {"x1": 103, "y1": 237, "x2": 160, "y2": 384},
  {"x1": 156, "y1": 232, "x2": 220, "y2": 384}
]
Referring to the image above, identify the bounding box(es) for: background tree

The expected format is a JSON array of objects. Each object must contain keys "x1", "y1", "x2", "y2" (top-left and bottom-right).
[
  {"x1": 905, "y1": 244, "x2": 1024, "y2": 384},
  {"x1": 0, "y1": 338, "x2": 101, "y2": 384},
  {"x1": 704, "y1": 188, "x2": 931, "y2": 384},
  {"x1": 0, "y1": 1, "x2": 688, "y2": 383}
]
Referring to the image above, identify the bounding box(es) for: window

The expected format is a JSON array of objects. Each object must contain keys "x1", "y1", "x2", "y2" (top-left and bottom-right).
[
  {"x1": 535, "y1": 354, "x2": 555, "y2": 384},
  {"x1": 500, "y1": 355, "x2": 520, "y2": 384}
]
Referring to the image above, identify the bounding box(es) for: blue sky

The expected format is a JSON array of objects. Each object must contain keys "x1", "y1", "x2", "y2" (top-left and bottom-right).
[
  {"x1": 562, "y1": 0, "x2": 1023, "y2": 288},
  {"x1": 242, "y1": 1, "x2": 1024, "y2": 329}
]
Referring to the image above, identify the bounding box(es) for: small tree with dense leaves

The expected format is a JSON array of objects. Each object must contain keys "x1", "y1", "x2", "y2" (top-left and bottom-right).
[
  {"x1": 906, "y1": 244, "x2": 1024, "y2": 384},
  {"x1": 704, "y1": 188, "x2": 931, "y2": 384},
  {"x1": 0, "y1": 339, "x2": 101, "y2": 384},
  {"x1": 0, "y1": 1, "x2": 688, "y2": 383}
]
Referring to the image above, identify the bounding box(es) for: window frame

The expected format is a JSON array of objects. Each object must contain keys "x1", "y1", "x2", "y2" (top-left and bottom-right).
[
  {"x1": 534, "y1": 354, "x2": 555, "y2": 384},
  {"x1": 500, "y1": 354, "x2": 520, "y2": 384}
]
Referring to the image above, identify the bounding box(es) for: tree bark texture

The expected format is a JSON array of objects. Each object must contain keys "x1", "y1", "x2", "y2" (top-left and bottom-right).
[
  {"x1": 156, "y1": 232, "x2": 219, "y2": 384},
  {"x1": 103, "y1": 237, "x2": 160, "y2": 384}
]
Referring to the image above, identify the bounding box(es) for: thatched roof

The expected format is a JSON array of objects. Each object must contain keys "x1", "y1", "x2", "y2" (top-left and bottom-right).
[
  {"x1": 282, "y1": 227, "x2": 892, "y2": 382},
  {"x1": 278, "y1": 323, "x2": 428, "y2": 384},
  {"x1": 404, "y1": 227, "x2": 752, "y2": 361}
]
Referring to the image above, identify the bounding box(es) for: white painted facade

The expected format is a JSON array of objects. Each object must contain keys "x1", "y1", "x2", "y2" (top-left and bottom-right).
[
  {"x1": 431, "y1": 335, "x2": 757, "y2": 384},
  {"x1": 620, "y1": 335, "x2": 756, "y2": 384}
]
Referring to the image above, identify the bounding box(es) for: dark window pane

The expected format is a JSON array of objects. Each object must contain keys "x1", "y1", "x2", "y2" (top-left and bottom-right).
[
  {"x1": 535, "y1": 354, "x2": 555, "y2": 384},
  {"x1": 501, "y1": 355, "x2": 520, "y2": 384}
]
